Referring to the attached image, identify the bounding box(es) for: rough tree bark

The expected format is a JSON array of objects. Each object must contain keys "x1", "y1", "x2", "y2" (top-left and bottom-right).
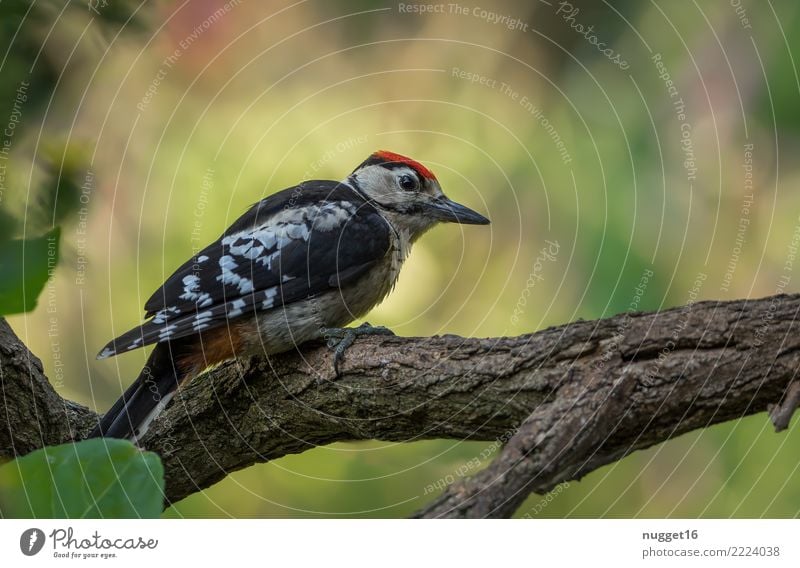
[{"x1": 1, "y1": 294, "x2": 799, "y2": 518}]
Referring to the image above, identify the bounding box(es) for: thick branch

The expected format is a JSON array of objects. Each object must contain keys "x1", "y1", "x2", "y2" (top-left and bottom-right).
[
  {"x1": 0, "y1": 320, "x2": 96, "y2": 457},
  {"x1": 414, "y1": 294, "x2": 800, "y2": 517},
  {"x1": 1, "y1": 294, "x2": 799, "y2": 518}
]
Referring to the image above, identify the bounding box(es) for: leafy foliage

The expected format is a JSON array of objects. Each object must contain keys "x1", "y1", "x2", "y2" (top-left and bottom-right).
[
  {"x1": 0, "y1": 226, "x2": 59, "y2": 316},
  {"x1": 35, "y1": 143, "x2": 90, "y2": 229},
  {"x1": 0, "y1": 439, "x2": 164, "y2": 519}
]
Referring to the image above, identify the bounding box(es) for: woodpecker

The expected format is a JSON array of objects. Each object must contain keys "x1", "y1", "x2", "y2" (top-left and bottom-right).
[{"x1": 88, "y1": 150, "x2": 489, "y2": 442}]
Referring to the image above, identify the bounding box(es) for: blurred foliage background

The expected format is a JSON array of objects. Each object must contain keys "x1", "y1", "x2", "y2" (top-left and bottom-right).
[{"x1": 2, "y1": 0, "x2": 800, "y2": 517}]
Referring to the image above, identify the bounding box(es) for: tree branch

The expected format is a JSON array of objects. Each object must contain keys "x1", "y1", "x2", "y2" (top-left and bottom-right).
[
  {"x1": 0, "y1": 320, "x2": 96, "y2": 457},
  {"x1": 2, "y1": 294, "x2": 799, "y2": 518}
]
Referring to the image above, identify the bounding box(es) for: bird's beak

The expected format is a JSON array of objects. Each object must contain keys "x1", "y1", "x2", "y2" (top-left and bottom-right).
[{"x1": 427, "y1": 196, "x2": 490, "y2": 225}]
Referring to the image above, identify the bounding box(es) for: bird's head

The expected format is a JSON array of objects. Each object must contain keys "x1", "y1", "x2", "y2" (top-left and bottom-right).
[{"x1": 347, "y1": 150, "x2": 490, "y2": 236}]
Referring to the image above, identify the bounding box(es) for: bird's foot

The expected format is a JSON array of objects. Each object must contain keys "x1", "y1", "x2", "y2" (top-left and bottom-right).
[{"x1": 323, "y1": 322, "x2": 395, "y2": 377}]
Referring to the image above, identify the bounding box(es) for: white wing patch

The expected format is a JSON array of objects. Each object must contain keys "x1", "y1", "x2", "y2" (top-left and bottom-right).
[
  {"x1": 217, "y1": 254, "x2": 254, "y2": 295},
  {"x1": 262, "y1": 287, "x2": 277, "y2": 309},
  {"x1": 152, "y1": 305, "x2": 181, "y2": 324},
  {"x1": 97, "y1": 199, "x2": 361, "y2": 360},
  {"x1": 179, "y1": 274, "x2": 202, "y2": 301},
  {"x1": 191, "y1": 310, "x2": 214, "y2": 331},
  {"x1": 217, "y1": 201, "x2": 356, "y2": 291},
  {"x1": 158, "y1": 324, "x2": 178, "y2": 341},
  {"x1": 222, "y1": 201, "x2": 355, "y2": 262},
  {"x1": 226, "y1": 297, "x2": 248, "y2": 318},
  {"x1": 98, "y1": 346, "x2": 116, "y2": 360},
  {"x1": 311, "y1": 201, "x2": 357, "y2": 230}
]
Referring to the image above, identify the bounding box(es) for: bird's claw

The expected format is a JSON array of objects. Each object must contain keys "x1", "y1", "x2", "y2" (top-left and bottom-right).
[{"x1": 323, "y1": 322, "x2": 394, "y2": 377}]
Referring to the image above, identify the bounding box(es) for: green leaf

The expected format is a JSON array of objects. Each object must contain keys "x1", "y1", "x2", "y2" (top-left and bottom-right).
[
  {"x1": 36, "y1": 141, "x2": 90, "y2": 228},
  {"x1": 0, "y1": 439, "x2": 165, "y2": 519},
  {"x1": 0, "y1": 208, "x2": 17, "y2": 243},
  {"x1": 0, "y1": 226, "x2": 59, "y2": 316}
]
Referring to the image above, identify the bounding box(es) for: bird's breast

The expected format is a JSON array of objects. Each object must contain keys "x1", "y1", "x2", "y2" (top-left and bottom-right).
[
  {"x1": 346, "y1": 226, "x2": 412, "y2": 314},
  {"x1": 244, "y1": 227, "x2": 412, "y2": 355}
]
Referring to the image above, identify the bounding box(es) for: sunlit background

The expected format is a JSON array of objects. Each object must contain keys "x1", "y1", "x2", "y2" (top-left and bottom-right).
[{"x1": 3, "y1": 0, "x2": 800, "y2": 517}]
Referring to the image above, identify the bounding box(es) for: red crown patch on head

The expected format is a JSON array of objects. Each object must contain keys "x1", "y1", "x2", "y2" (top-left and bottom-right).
[{"x1": 373, "y1": 150, "x2": 437, "y2": 181}]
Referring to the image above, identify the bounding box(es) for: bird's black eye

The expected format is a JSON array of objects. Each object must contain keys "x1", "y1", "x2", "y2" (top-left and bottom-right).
[{"x1": 398, "y1": 174, "x2": 419, "y2": 191}]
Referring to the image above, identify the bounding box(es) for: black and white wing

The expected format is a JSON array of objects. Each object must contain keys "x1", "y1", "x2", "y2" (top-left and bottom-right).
[{"x1": 97, "y1": 181, "x2": 390, "y2": 359}]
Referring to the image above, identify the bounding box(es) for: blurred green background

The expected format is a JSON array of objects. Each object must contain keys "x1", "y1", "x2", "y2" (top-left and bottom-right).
[{"x1": 3, "y1": 0, "x2": 800, "y2": 517}]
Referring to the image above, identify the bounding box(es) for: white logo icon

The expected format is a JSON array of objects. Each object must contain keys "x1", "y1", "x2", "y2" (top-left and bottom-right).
[{"x1": 20, "y1": 528, "x2": 45, "y2": 556}]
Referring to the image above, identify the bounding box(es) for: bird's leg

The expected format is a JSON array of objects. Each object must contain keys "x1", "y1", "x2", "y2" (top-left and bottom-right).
[{"x1": 322, "y1": 322, "x2": 394, "y2": 377}]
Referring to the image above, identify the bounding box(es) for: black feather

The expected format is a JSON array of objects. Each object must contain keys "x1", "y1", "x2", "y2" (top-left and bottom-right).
[{"x1": 98, "y1": 181, "x2": 391, "y2": 359}]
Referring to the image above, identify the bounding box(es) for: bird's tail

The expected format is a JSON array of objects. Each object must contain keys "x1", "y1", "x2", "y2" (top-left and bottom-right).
[{"x1": 87, "y1": 340, "x2": 195, "y2": 442}]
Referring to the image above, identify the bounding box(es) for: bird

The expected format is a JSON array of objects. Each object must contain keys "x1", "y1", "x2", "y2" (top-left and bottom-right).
[{"x1": 88, "y1": 150, "x2": 490, "y2": 442}]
